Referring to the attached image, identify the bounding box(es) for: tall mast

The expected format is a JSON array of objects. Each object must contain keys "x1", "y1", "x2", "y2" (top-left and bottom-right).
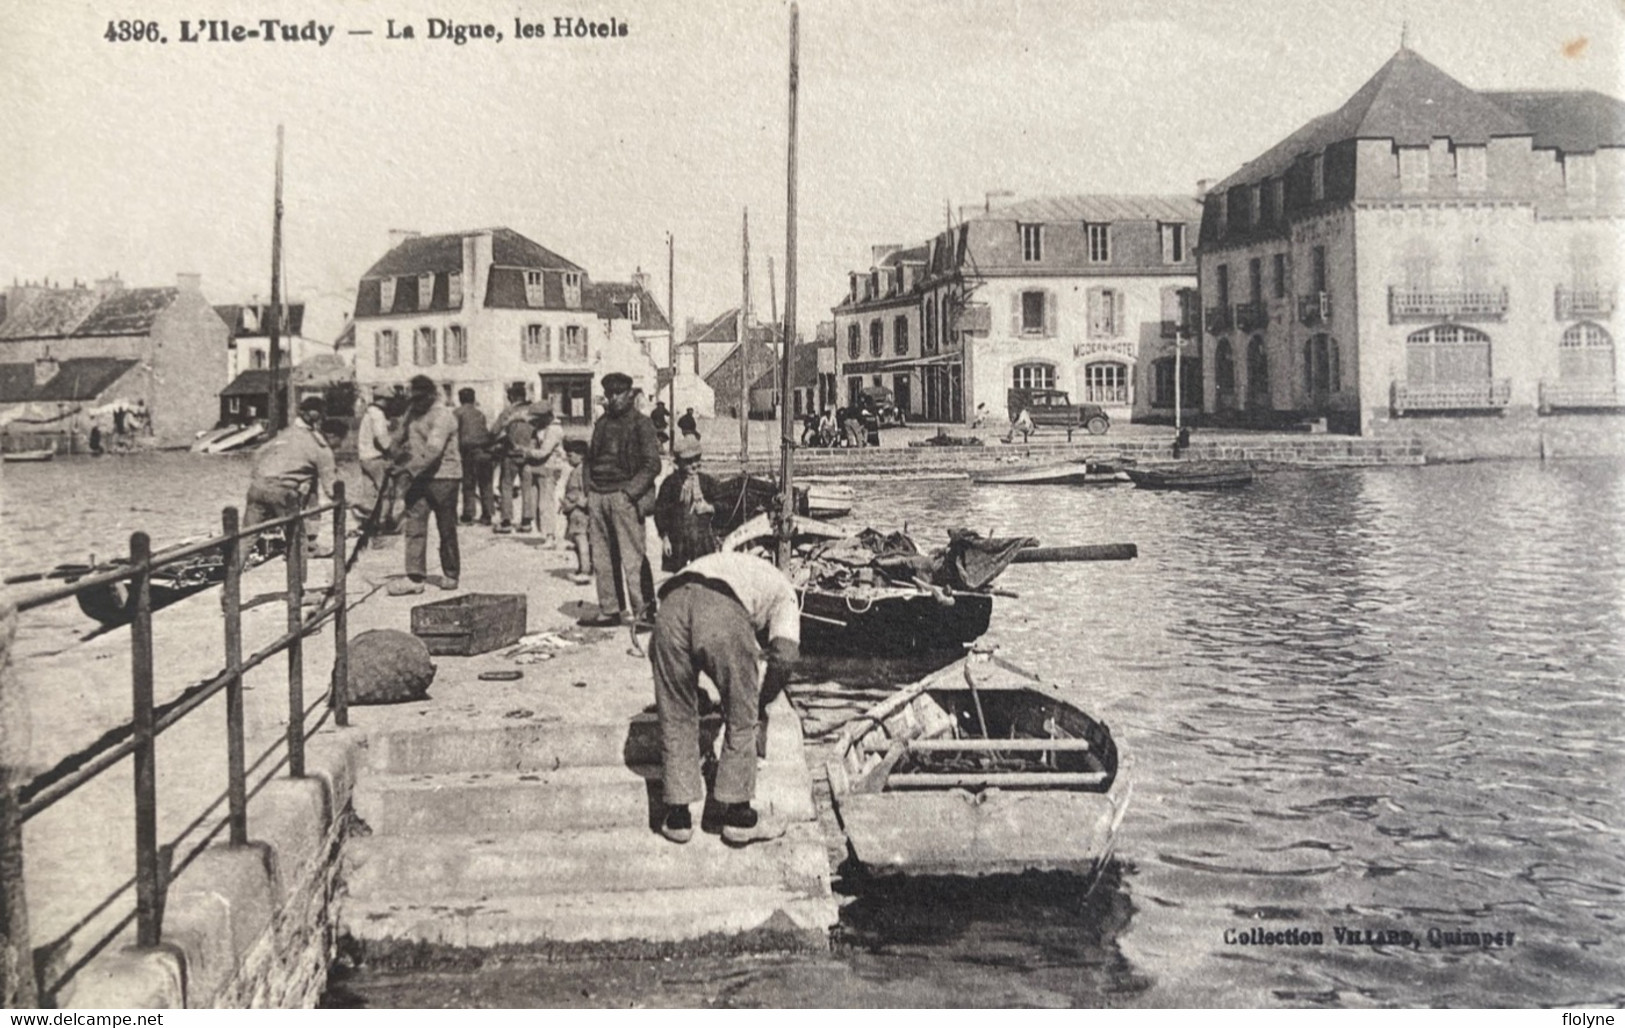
[
  {"x1": 776, "y1": 3, "x2": 800, "y2": 567},
  {"x1": 666, "y1": 232, "x2": 676, "y2": 416},
  {"x1": 738, "y1": 208, "x2": 751, "y2": 466},
  {"x1": 267, "y1": 123, "x2": 285, "y2": 433}
]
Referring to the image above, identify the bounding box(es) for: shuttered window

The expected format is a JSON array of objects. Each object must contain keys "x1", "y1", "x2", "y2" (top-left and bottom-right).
[
  {"x1": 413, "y1": 326, "x2": 437, "y2": 365},
  {"x1": 869, "y1": 320, "x2": 883, "y2": 357},
  {"x1": 1088, "y1": 288, "x2": 1122, "y2": 338},
  {"x1": 524, "y1": 271, "x2": 546, "y2": 307},
  {"x1": 379, "y1": 279, "x2": 397, "y2": 314},
  {"x1": 523, "y1": 324, "x2": 551, "y2": 363},
  {"x1": 418, "y1": 274, "x2": 435, "y2": 310},
  {"x1": 444, "y1": 325, "x2": 467, "y2": 365},
  {"x1": 375, "y1": 330, "x2": 398, "y2": 368},
  {"x1": 563, "y1": 325, "x2": 588, "y2": 362},
  {"x1": 448, "y1": 272, "x2": 463, "y2": 308}
]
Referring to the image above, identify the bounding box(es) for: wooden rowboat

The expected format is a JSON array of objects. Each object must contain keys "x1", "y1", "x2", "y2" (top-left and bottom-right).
[
  {"x1": 971, "y1": 459, "x2": 1130, "y2": 486},
  {"x1": 2, "y1": 447, "x2": 56, "y2": 463},
  {"x1": 1125, "y1": 461, "x2": 1254, "y2": 490},
  {"x1": 827, "y1": 651, "x2": 1131, "y2": 877}
]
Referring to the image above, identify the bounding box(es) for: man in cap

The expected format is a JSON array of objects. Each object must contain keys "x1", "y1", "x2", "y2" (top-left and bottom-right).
[
  {"x1": 649, "y1": 550, "x2": 799, "y2": 846},
  {"x1": 454, "y1": 387, "x2": 495, "y2": 526},
  {"x1": 243, "y1": 395, "x2": 347, "y2": 566},
  {"x1": 653, "y1": 434, "x2": 720, "y2": 572},
  {"x1": 489, "y1": 382, "x2": 533, "y2": 534},
  {"x1": 356, "y1": 385, "x2": 401, "y2": 529},
  {"x1": 388, "y1": 375, "x2": 462, "y2": 595},
  {"x1": 579, "y1": 371, "x2": 661, "y2": 627}
]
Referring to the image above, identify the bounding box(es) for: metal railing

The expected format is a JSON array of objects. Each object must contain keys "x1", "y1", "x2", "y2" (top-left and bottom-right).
[
  {"x1": 1205, "y1": 305, "x2": 1232, "y2": 334},
  {"x1": 1540, "y1": 378, "x2": 1625, "y2": 409},
  {"x1": 1388, "y1": 286, "x2": 1508, "y2": 321},
  {"x1": 1391, "y1": 379, "x2": 1512, "y2": 412},
  {"x1": 1232, "y1": 301, "x2": 1266, "y2": 332},
  {"x1": 1, "y1": 482, "x2": 351, "y2": 993},
  {"x1": 1298, "y1": 292, "x2": 1330, "y2": 325},
  {"x1": 1554, "y1": 286, "x2": 1617, "y2": 320}
]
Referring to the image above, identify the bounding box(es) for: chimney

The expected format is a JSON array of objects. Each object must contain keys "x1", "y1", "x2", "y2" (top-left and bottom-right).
[
  {"x1": 984, "y1": 190, "x2": 1016, "y2": 213},
  {"x1": 177, "y1": 272, "x2": 202, "y2": 293},
  {"x1": 1196, "y1": 179, "x2": 1211, "y2": 199},
  {"x1": 94, "y1": 274, "x2": 124, "y2": 297},
  {"x1": 631, "y1": 266, "x2": 649, "y2": 291},
  {"x1": 870, "y1": 244, "x2": 904, "y2": 266},
  {"x1": 388, "y1": 229, "x2": 421, "y2": 250},
  {"x1": 469, "y1": 231, "x2": 493, "y2": 309},
  {"x1": 34, "y1": 353, "x2": 59, "y2": 387}
]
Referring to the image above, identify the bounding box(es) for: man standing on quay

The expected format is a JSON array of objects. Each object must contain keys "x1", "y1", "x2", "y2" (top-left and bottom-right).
[
  {"x1": 454, "y1": 387, "x2": 494, "y2": 526},
  {"x1": 356, "y1": 386, "x2": 400, "y2": 530},
  {"x1": 389, "y1": 375, "x2": 462, "y2": 596},
  {"x1": 579, "y1": 371, "x2": 661, "y2": 627}
]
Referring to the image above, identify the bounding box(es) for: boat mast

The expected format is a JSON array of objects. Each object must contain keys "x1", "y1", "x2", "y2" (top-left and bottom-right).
[
  {"x1": 776, "y1": 3, "x2": 799, "y2": 568},
  {"x1": 267, "y1": 123, "x2": 285, "y2": 433},
  {"x1": 738, "y1": 208, "x2": 751, "y2": 468},
  {"x1": 666, "y1": 232, "x2": 676, "y2": 416}
]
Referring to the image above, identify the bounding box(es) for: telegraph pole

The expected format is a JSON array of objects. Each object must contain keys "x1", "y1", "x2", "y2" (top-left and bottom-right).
[
  {"x1": 666, "y1": 232, "x2": 675, "y2": 416},
  {"x1": 267, "y1": 124, "x2": 285, "y2": 433},
  {"x1": 776, "y1": 3, "x2": 800, "y2": 566},
  {"x1": 738, "y1": 209, "x2": 751, "y2": 466}
]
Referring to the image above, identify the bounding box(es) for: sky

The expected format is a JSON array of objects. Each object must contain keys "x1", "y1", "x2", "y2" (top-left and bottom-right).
[{"x1": 1, "y1": 0, "x2": 1620, "y2": 343}]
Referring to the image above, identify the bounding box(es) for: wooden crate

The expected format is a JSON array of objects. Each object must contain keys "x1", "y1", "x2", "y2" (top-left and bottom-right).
[{"x1": 410, "y1": 593, "x2": 527, "y2": 656}]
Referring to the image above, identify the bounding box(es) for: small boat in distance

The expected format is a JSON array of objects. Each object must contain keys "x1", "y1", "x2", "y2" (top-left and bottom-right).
[
  {"x1": 195, "y1": 422, "x2": 266, "y2": 454},
  {"x1": 1126, "y1": 461, "x2": 1255, "y2": 491},
  {"x1": 971, "y1": 459, "x2": 1131, "y2": 487},
  {"x1": 827, "y1": 650, "x2": 1131, "y2": 877},
  {"x1": 2, "y1": 446, "x2": 56, "y2": 463},
  {"x1": 802, "y1": 479, "x2": 855, "y2": 517}
]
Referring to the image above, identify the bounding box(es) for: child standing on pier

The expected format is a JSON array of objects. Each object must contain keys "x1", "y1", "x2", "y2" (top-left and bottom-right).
[{"x1": 559, "y1": 440, "x2": 593, "y2": 585}]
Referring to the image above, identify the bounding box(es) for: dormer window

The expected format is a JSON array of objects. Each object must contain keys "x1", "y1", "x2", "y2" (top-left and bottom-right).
[
  {"x1": 1086, "y1": 223, "x2": 1110, "y2": 264},
  {"x1": 629, "y1": 295, "x2": 642, "y2": 322},
  {"x1": 1269, "y1": 179, "x2": 1285, "y2": 223},
  {"x1": 1398, "y1": 147, "x2": 1429, "y2": 194},
  {"x1": 870, "y1": 271, "x2": 880, "y2": 300},
  {"x1": 563, "y1": 272, "x2": 582, "y2": 308},
  {"x1": 1249, "y1": 184, "x2": 1262, "y2": 226},
  {"x1": 1456, "y1": 146, "x2": 1487, "y2": 194},
  {"x1": 379, "y1": 278, "x2": 397, "y2": 313},
  {"x1": 418, "y1": 273, "x2": 435, "y2": 310},
  {"x1": 1564, "y1": 153, "x2": 1596, "y2": 198},
  {"x1": 849, "y1": 273, "x2": 859, "y2": 303},
  {"x1": 524, "y1": 270, "x2": 546, "y2": 307},
  {"x1": 447, "y1": 271, "x2": 463, "y2": 308},
  {"x1": 1311, "y1": 154, "x2": 1325, "y2": 202},
  {"x1": 1161, "y1": 223, "x2": 1187, "y2": 264},
  {"x1": 1019, "y1": 223, "x2": 1043, "y2": 262}
]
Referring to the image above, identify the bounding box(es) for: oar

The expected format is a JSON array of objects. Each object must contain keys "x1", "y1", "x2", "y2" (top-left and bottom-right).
[{"x1": 1010, "y1": 543, "x2": 1137, "y2": 563}]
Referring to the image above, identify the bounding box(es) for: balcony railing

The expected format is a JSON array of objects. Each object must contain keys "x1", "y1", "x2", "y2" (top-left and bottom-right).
[
  {"x1": 1540, "y1": 378, "x2": 1625, "y2": 409},
  {"x1": 1555, "y1": 286, "x2": 1617, "y2": 320},
  {"x1": 1298, "y1": 292, "x2": 1330, "y2": 325},
  {"x1": 1388, "y1": 286, "x2": 1509, "y2": 322},
  {"x1": 1159, "y1": 318, "x2": 1197, "y2": 339},
  {"x1": 1391, "y1": 379, "x2": 1512, "y2": 412},
  {"x1": 1233, "y1": 301, "x2": 1266, "y2": 332},
  {"x1": 1205, "y1": 306, "x2": 1232, "y2": 334}
]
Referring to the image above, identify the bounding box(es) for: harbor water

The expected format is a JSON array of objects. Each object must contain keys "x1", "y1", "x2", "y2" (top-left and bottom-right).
[{"x1": 2, "y1": 453, "x2": 1621, "y2": 1006}]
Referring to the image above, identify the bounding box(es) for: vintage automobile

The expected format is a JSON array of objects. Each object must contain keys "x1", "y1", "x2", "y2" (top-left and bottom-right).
[
  {"x1": 859, "y1": 386, "x2": 907, "y2": 428},
  {"x1": 1007, "y1": 388, "x2": 1111, "y2": 435}
]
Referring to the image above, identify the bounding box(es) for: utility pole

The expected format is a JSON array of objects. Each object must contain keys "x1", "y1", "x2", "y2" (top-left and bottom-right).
[
  {"x1": 267, "y1": 124, "x2": 285, "y2": 433},
  {"x1": 666, "y1": 232, "x2": 675, "y2": 417},
  {"x1": 739, "y1": 208, "x2": 751, "y2": 466},
  {"x1": 768, "y1": 255, "x2": 780, "y2": 419},
  {"x1": 776, "y1": 3, "x2": 800, "y2": 567}
]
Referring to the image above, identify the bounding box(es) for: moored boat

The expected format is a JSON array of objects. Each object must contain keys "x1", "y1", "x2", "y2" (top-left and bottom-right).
[
  {"x1": 2, "y1": 446, "x2": 56, "y2": 463},
  {"x1": 802, "y1": 479, "x2": 855, "y2": 517},
  {"x1": 1126, "y1": 461, "x2": 1254, "y2": 490},
  {"x1": 196, "y1": 422, "x2": 266, "y2": 454},
  {"x1": 971, "y1": 459, "x2": 1130, "y2": 486},
  {"x1": 60, "y1": 535, "x2": 285, "y2": 626},
  {"x1": 826, "y1": 650, "x2": 1131, "y2": 877}
]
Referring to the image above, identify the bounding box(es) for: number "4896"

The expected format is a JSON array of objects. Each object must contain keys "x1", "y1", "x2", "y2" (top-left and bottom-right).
[{"x1": 105, "y1": 20, "x2": 163, "y2": 42}]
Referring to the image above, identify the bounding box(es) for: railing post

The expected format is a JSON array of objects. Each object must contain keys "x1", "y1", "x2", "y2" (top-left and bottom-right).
[
  {"x1": 221, "y1": 508, "x2": 248, "y2": 846},
  {"x1": 284, "y1": 515, "x2": 305, "y2": 779},
  {"x1": 331, "y1": 482, "x2": 349, "y2": 728},
  {"x1": 1, "y1": 596, "x2": 38, "y2": 1007},
  {"x1": 129, "y1": 532, "x2": 161, "y2": 947}
]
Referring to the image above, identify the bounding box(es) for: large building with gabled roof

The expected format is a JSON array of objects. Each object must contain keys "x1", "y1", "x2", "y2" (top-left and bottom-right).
[
  {"x1": 351, "y1": 228, "x2": 671, "y2": 425},
  {"x1": 1197, "y1": 47, "x2": 1625, "y2": 435}
]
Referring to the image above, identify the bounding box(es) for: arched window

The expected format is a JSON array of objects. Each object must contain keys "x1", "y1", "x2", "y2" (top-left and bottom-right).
[
  {"x1": 1215, "y1": 339, "x2": 1235, "y2": 393},
  {"x1": 1559, "y1": 322, "x2": 1615, "y2": 381},
  {"x1": 1246, "y1": 336, "x2": 1269, "y2": 404},
  {"x1": 1406, "y1": 324, "x2": 1491, "y2": 385},
  {"x1": 1012, "y1": 362, "x2": 1055, "y2": 390},
  {"x1": 847, "y1": 323, "x2": 860, "y2": 359},
  {"x1": 869, "y1": 320, "x2": 883, "y2": 357}
]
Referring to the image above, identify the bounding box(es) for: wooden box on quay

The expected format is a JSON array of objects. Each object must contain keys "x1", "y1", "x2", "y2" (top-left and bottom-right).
[{"x1": 410, "y1": 593, "x2": 527, "y2": 656}]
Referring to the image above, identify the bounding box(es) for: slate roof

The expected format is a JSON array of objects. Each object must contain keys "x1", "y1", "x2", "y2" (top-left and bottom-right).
[
  {"x1": 72, "y1": 288, "x2": 178, "y2": 336},
  {"x1": 1482, "y1": 90, "x2": 1625, "y2": 153},
  {"x1": 214, "y1": 303, "x2": 307, "y2": 339},
  {"x1": 703, "y1": 338, "x2": 780, "y2": 394},
  {"x1": 361, "y1": 228, "x2": 585, "y2": 279},
  {"x1": 1212, "y1": 48, "x2": 1620, "y2": 192},
  {"x1": 220, "y1": 367, "x2": 293, "y2": 398},
  {"x1": 686, "y1": 307, "x2": 781, "y2": 346},
  {"x1": 583, "y1": 282, "x2": 672, "y2": 332},
  {"x1": 0, "y1": 289, "x2": 102, "y2": 340},
  {"x1": 878, "y1": 244, "x2": 929, "y2": 267},
  {"x1": 975, "y1": 195, "x2": 1202, "y2": 224},
  {"x1": 0, "y1": 358, "x2": 140, "y2": 402}
]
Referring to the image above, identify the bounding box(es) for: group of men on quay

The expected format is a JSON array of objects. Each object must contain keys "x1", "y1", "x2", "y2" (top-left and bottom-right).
[{"x1": 239, "y1": 373, "x2": 796, "y2": 848}]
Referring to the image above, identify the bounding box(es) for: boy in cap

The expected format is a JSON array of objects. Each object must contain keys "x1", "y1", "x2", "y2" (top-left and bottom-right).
[
  {"x1": 653, "y1": 434, "x2": 721, "y2": 572},
  {"x1": 558, "y1": 439, "x2": 593, "y2": 585},
  {"x1": 579, "y1": 371, "x2": 661, "y2": 627}
]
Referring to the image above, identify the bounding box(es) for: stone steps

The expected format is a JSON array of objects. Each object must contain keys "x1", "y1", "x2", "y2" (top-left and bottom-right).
[{"x1": 340, "y1": 696, "x2": 838, "y2": 954}]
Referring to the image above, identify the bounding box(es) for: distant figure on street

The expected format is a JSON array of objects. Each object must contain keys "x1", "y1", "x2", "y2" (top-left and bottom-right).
[
  {"x1": 558, "y1": 439, "x2": 593, "y2": 585},
  {"x1": 649, "y1": 551, "x2": 800, "y2": 847},
  {"x1": 971, "y1": 402, "x2": 989, "y2": 429},
  {"x1": 650, "y1": 399, "x2": 672, "y2": 450},
  {"x1": 579, "y1": 372, "x2": 662, "y2": 627},
  {"x1": 1173, "y1": 425, "x2": 1192, "y2": 457},
  {"x1": 1014, "y1": 408, "x2": 1035, "y2": 444},
  {"x1": 388, "y1": 375, "x2": 462, "y2": 596},
  {"x1": 112, "y1": 407, "x2": 127, "y2": 437},
  {"x1": 677, "y1": 406, "x2": 699, "y2": 439},
  {"x1": 88, "y1": 422, "x2": 104, "y2": 456},
  {"x1": 520, "y1": 402, "x2": 566, "y2": 540},
  {"x1": 653, "y1": 435, "x2": 720, "y2": 572},
  {"x1": 489, "y1": 383, "x2": 533, "y2": 534},
  {"x1": 453, "y1": 387, "x2": 494, "y2": 526},
  {"x1": 356, "y1": 387, "x2": 401, "y2": 530}
]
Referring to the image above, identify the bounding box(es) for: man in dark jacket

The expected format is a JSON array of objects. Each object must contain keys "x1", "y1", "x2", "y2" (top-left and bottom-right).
[
  {"x1": 580, "y1": 372, "x2": 662, "y2": 627},
  {"x1": 454, "y1": 387, "x2": 494, "y2": 525}
]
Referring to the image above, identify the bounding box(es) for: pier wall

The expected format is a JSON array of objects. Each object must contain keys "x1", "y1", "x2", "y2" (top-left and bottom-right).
[
  {"x1": 1369, "y1": 408, "x2": 1625, "y2": 462},
  {"x1": 54, "y1": 737, "x2": 362, "y2": 1009}
]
